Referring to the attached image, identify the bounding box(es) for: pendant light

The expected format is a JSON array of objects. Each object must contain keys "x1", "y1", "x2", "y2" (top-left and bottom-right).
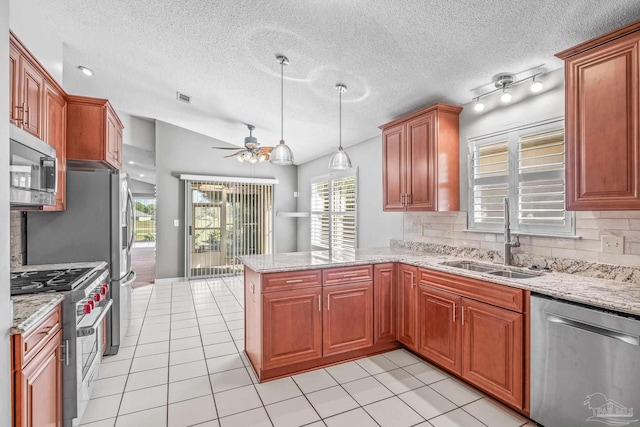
[
  {"x1": 328, "y1": 84, "x2": 352, "y2": 170},
  {"x1": 270, "y1": 55, "x2": 294, "y2": 166}
]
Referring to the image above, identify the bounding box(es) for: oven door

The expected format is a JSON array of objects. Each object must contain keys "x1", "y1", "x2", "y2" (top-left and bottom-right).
[{"x1": 75, "y1": 299, "x2": 112, "y2": 424}]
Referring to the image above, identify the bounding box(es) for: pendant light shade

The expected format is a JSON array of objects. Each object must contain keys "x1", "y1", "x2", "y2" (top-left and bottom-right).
[
  {"x1": 270, "y1": 55, "x2": 294, "y2": 166},
  {"x1": 329, "y1": 84, "x2": 352, "y2": 170}
]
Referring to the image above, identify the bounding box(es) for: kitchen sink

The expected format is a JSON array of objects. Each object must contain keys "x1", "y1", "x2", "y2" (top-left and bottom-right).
[
  {"x1": 440, "y1": 261, "x2": 498, "y2": 272},
  {"x1": 440, "y1": 261, "x2": 542, "y2": 279},
  {"x1": 485, "y1": 270, "x2": 541, "y2": 279}
]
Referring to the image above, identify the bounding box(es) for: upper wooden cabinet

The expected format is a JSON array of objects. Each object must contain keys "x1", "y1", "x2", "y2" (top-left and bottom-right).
[
  {"x1": 9, "y1": 33, "x2": 48, "y2": 139},
  {"x1": 556, "y1": 21, "x2": 640, "y2": 210},
  {"x1": 380, "y1": 103, "x2": 462, "y2": 212},
  {"x1": 66, "y1": 95, "x2": 124, "y2": 170}
]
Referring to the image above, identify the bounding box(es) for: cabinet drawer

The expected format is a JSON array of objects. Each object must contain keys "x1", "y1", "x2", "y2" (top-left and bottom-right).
[
  {"x1": 418, "y1": 268, "x2": 524, "y2": 312},
  {"x1": 323, "y1": 265, "x2": 373, "y2": 286},
  {"x1": 15, "y1": 305, "x2": 62, "y2": 369},
  {"x1": 263, "y1": 270, "x2": 322, "y2": 292}
]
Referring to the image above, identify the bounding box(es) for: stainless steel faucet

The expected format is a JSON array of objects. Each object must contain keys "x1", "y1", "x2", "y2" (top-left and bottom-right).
[{"x1": 503, "y1": 197, "x2": 520, "y2": 265}]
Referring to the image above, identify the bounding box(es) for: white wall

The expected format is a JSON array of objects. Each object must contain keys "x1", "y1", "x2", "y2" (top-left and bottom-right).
[
  {"x1": 118, "y1": 111, "x2": 156, "y2": 151},
  {"x1": 9, "y1": 0, "x2": 63, "y2": 85},
  {"x1": 296, "y1": 135, "x2": 404, "y2": 251},
  {"x1": 1, "y1": 0, "x2": 13, "y2": 424},
  {"x1": 155, "y1": 121, "x2": 299, "y2": 279}
]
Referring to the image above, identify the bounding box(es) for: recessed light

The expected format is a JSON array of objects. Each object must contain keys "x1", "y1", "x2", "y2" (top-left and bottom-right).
[
  {"x1": 139, "y1": 174, "x2": 145, "y2": 178},
  {"x1": 128, "y1": 161, "x2": 135, "y2": 165},
  {"x1": 77, "y1": 66, "x2": 94, "y2": 76}
]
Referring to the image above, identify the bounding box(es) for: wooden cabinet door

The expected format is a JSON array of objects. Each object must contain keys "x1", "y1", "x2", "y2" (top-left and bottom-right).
[
  {"x1": 373, "y1": 263, "x2": 396, "y2": 344},
  {"x1": 9, "y1": 42, "x2": 20, "y2": 126},
  {"x1": 406, "y1": 112, "x2": 435, "y2": 211},
  {"x1": 397, "y1": 264, "x2": 418, "y2": 350},
  {"x1": 564, "y1": 32, "x2": 640, "y2": 210},
  {"x1": 19, "y1": 58, "x2": 45, "y2": 139},
  {"x1": 106, "y1": 110, "x2": 121, "y2": 169},
  {"x1": 323, "y1": 282, "x2": 373, "y2": 356},
  {"x1": 263, "y1": 287, "x2": 322, "y2": 370},
  {"x1": 417, "y1": 285, "x2": 462, "y2": 375},
  {"x1": 42, "y1": 82, "x2": 67, "y2": 211},
  {"x1": 15, "y1": 330, "x2": 62, "y2": 427},
  {"x1": 382, "y1": 123, "x2": 406, "y2": 211},
  {"x1": 462, "y1": 298, "x2": 523, "y2": 409}
]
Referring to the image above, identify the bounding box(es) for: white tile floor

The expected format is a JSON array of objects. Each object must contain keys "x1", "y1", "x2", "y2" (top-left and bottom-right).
[{"x1": 79, "y1": 276, "x2": 537, "y2": 427}]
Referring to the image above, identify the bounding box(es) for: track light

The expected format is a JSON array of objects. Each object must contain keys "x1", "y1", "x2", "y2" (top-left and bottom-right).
[
  {"x1": 530, "y1": 76, "x2": 543, "y2": 92},
  {"x1": 500, "y1": 88, "x2": 512, "y2": 103},
  {"x1": 474, "y1": 97, "x2": 485, "y2": 112}
]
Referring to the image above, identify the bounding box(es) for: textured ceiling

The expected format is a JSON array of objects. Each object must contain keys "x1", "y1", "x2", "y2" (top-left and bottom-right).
[{"x1": 39, "y1": 0, "x2": 640, "y2": 164}]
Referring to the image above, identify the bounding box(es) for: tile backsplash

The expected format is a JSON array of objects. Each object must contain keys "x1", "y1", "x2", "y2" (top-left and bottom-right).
[
  {"x1": 10, "y1": 211, "x2": 25, "y2": 268},
  {"x1": 404, "y1": 211, "x2": 640, "y2": 269}
]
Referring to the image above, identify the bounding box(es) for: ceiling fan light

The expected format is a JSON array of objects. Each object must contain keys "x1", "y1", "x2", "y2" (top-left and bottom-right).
[
  {"x1": 236, "y1": 155, "x2": 245, "y2": 163},
  {"x1": 270, "y1": 140, "x2": 294, "y2": 165},
  {"x1": 243, "y1": 152, "x2": 253, "y2": 161},
  {"x1": 258, "y1": 153, "x2": 267, "y2": 162},
  {"x1": 329, "y1": 146, "x2": 352, "y2": 170}
]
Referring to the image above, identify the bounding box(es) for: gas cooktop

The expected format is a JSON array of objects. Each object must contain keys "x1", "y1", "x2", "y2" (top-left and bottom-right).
[{"x1": 10, "y1": 268, "x2": 95, "y2": 295}]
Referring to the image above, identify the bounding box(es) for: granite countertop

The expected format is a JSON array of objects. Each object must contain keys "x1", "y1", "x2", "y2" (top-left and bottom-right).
[
  {"x1": 11, "y1": 294, "x2": 64, "y2": 335},
  {"x1": 10, "y1": 261, "x2": 108, "y2": 335},
  {"x1": 239, "y1": 248, "x2": 640, "y2": 317}
]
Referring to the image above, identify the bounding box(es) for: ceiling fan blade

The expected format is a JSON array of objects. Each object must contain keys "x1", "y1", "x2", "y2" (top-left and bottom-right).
[
  {"x1": 212, "y1": 146, "x2": 243, "y2": 150},
  {"x1": 223, "y1": 151, "x2": 245, "y2": 158},
  {"x1": 259, "y1": 147, "x2": 274, "y2": 154}
]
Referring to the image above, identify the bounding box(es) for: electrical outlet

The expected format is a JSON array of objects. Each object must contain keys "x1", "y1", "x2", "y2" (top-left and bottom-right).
[
  {"x1": 601, "y1": 235, "x2": 624, "y2": 254},
  {"x1": 174, "y1": 219, "x2": 180, "y2": 227}
]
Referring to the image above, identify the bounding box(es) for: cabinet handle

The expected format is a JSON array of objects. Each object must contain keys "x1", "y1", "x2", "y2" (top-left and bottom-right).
[
  {"x1": 453, "y1": 303, "x2": 456, "y2": 322},
  {"x1": 401, "y1": 193, "x2": 405, "y2": 205},
  {"x1": 327, "y1": 295, "x2": 330, "y2": 311},
  {"x1": 410, "y1": 272, "x2": 415, "y2": 288},
  {"x1": 13, "y1": 104, "x2": 24, "y2": 124},
  {"x1": 406, "y1": 193, "x2": 411, "y2": 204},
  {"x1": 318, "y1": 295, "x2": 321, "y2": 312},
  {"x1": 462, "y1": 307, "x2": 465, "y2": 325},
  {"x1": 285, "y1": 279, "x2": 303, "y2": 284},
  {"x1": 25, "y1": 106, "x2": 31, "y2": 127}
]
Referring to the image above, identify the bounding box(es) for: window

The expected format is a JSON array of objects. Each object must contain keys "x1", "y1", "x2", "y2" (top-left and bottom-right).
[
  {"x1": 311, "y1": 169, "x2": 358, "y2": 251},
  {"x1": 469, "y1": 119, "x2": 573, "y2": 236}
]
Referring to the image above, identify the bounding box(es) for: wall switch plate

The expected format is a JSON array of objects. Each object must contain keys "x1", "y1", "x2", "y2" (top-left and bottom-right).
[
  {"x1": 293, "y1": 191, "x2": 299, "y2": 198},
  {"x1": 174, "y1": 219, "x2": 180, "y2": 227},
  {"x1": 601, "y1": 235, "x2": 624, "y2": 254}
]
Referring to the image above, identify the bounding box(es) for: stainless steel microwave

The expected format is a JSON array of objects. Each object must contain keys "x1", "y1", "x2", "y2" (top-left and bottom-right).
[{"x1": 10, "y1": 125, "x2": 57, "y2": 207}]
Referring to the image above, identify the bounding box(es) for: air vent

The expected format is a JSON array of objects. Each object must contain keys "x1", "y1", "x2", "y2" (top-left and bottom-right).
[{"x1": 176, "y1": 92, "x2": 191, "y2": 104}]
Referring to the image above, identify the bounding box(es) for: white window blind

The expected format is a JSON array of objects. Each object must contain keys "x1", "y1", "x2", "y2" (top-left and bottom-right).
[
  {"x1": 311, "y1": 169, "x2": 357, "y2": 251},
  {"x1": 469, "y1": 119, "x2": 573, "y2": 236}
]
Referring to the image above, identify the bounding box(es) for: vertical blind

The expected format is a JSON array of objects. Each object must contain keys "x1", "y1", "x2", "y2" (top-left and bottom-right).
[
  {"x1": 311, "y1": 169, "x2": 357, "y2": 251},
  {"x1": 469, "y1": 119, "x2": 572, "y2": 235},
  {"x1": 182, "y1": 175, "x2": 275, "y2": 277}
]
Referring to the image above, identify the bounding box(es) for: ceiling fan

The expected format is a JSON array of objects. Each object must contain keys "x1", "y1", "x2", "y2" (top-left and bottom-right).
[{"x1": 212, "y1": 124, "x2": 274, "y2": 163}]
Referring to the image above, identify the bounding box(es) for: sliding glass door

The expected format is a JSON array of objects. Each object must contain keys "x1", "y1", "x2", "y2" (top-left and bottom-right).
[{"x1": 184, "y1": 176, "x2": 275, "y2": 278}]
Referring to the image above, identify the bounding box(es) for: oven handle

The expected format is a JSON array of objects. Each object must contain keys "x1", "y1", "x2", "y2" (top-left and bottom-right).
[{"x1": 77, "y1": 299, "x2": 113, "y2": 338}]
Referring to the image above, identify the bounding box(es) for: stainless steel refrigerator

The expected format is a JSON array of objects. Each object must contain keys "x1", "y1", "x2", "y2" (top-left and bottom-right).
[{"x1": 27, "y1": 169, "x2": 135, "y2": 355}]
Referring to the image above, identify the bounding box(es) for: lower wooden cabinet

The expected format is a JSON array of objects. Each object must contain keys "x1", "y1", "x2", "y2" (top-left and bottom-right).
[
  {"x1": 323, "y1": 282, "x2": 373, "y2": 356},
  {"x1": 414, "y1": 269, "x2": 526, "y2": 410},
  {"x1": 373, "y1": 264, "x2": 396, "y2": 344},
  {"x1": 462, "y1": 298, "x2": 523, "y2": 407},
  {"x1": 262, "y1": 287, "x2": 323, "y2": 370},
  {"x1": 397, "y1": 264, "x2": 418, "y2": 350},
  {"x1": 417, "y1": 285, "x2": 461, "y2": 375},
  {"x1": 12, "y1": 305, "x2": 63, "y2": 427}
]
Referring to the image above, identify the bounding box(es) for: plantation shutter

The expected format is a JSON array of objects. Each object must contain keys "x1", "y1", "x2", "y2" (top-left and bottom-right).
[{"x1": 470, "y1": 140, "x2": 509, "y2": 230}]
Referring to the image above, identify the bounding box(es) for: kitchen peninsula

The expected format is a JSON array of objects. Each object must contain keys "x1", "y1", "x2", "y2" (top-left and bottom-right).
[{"x1": 240, "y1": 245, "x2": 640, "y2": 415}]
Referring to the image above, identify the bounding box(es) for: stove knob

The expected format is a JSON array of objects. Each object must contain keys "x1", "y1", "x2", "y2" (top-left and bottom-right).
[
  {"x1": 83, "y1": 302, "x2": 93, "y2": 314},
  {"x1": 88, "y1": 300, "x2": 95, "y2": 310},
  {"x1": 101, "y1": 284, "x2": 109, "y2": 295},
  {"x1": 94, "y1": 293, "x2": 102, "y2": 302}
]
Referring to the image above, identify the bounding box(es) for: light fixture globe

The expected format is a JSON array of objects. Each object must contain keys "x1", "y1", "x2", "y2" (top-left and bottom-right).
[
  {"x1": 270, "y1": 140, "x2": 294, "y2": 165},
  {"x1": 500, "y1": 90, "x2": 512, "y2": 103},
  {"x1": 474, "y1": 98, "x2": 485, "y2": 112},
  {"x1": 329, "y1": 146, "x2": 352, "y2": 170},
  {"x1": 530, "y1": 77, "x2": 543, "y2": 93},
  {"x1": 270, "y1": 55, "x2": 294, "y2": 166}
]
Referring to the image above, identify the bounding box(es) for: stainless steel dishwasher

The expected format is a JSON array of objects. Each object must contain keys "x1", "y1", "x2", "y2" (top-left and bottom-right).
[{"x1": 531, "y1": 294, "x2": 640, "y2": 427}]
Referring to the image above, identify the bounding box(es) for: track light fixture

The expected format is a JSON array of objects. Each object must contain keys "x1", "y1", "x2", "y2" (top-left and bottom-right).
[{"x1": 472, "y1": 69, "x2": 545, "y2": 113}]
